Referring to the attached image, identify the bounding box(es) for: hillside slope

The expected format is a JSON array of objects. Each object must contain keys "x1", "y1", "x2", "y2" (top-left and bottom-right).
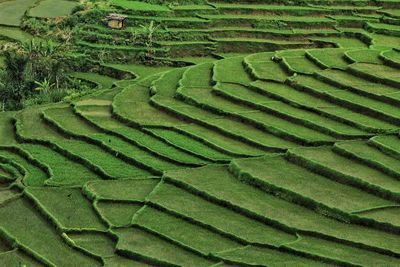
[{"x1": 0, "y1": 0, "x2": 400, "y2": 266}]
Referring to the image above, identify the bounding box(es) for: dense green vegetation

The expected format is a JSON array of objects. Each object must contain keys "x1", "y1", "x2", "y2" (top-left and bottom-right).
[{"x1": 0, "y1": 0, "x2": 400, "y2": 266}]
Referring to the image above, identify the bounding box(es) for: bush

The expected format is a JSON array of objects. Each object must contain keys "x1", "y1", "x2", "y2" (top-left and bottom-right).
[{"x1": 0, "y1": 39, "x2": 91, "y2": 111}]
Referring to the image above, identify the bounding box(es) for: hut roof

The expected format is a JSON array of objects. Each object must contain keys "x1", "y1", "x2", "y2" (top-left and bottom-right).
[{"x1": 105, "y1": 13, "x2": 127, "y2": 21}]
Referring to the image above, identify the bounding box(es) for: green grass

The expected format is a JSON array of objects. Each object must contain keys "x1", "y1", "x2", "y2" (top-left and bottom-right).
[
  {"x1": 355, "y1": 206, "x2": 400, "y2": 227},
  {"x1": 77, "y1": 41, "x2": 166, "y2": 52},
  {"x1": 289, "y1": 146, "x2": 400, "y2": 195},
  {"x1": 0, "y1": 197, "x2": 102, "y2": 266},
  {"x1": 0, "y1": 249, "x2": 42, "y2": 267},
  {"x1": 176, "y1": 124, "x2": 267, "y2": 156},
  {"x1": 203, "y1": 14, "x2": 335, "y2": 24},
  {"x1": 213, "y1": 56, "x2": 253, "y2": 85},
  {"x1": 282, "y1": 54, "x2": 322, "y2": 74},
  {"x1": 0, "y1": 25, "x2": 33, "y2": 43},
  {"x1": 15, "y1": 106, "x2": 66, "y2": 141},
  {"x1": 316, "y1": 68, "x2": 400, "y2": 96},
  {"x1": 381, "y1": 49, "x2": 400, "y2": 66},
  {"x1": 90, "y1": 133, "x2": 183, "y2": 171},
  {"x1": 144, "y1": 128, "x2": 232, "y2": 161},
  {"x1": 67, "y1": 232, "x2": 115, "y2": 258},
  {"x1": 147, "y1": 182, "x2": 297, "y2": 246},
  {"x1": 369, "y1": 135, "x2": 400, "y2": 159},
  {"x1": 113, "y1": 82, "x2": 185, "y2": 127},
  {"x1": 132, "y1": 205, "x2": 241, "y2": 255},
  {"x1": 164, "y1": 164, "x2": 400, "y2": 254},
  {"x1": 179, "y1": 76, "x2": 317, "y2": 147},
  {"x1": 254, "y1": 79, "x2": 387, "y2": 131},
  {"x1": 153, "y1": 94, "x2": 306, "y2": 148},
  {"x1": 306, "y1": 48, "x2": 349, "y2": 69},
  {"x1": 310, "y1": 36, "x2": 368, "y2": 48},
  {"x1": 54, "y1": 138, "x2": 150, "y2": 178},
  {"x1": 0, "y1": 148, "x2": 48, "y2": 186},
  {"x1": 18, "y1": 143, "x2": 101, "y2": 186},
  {"x1": 345, "y1": 49, "x2": 383, "y2": 64},
  {"x1": 0, "y1": 166, "x2": 13, "y2": 181},
  {"x1": 178, "y1": 67, "x2": 335, "y2": 145},
  {"x1": 1, "y1": 2, "x2": 400, "y2": 264},
  {"x1": 367, "y1": 22, "x2": 400, "y2": 34},
  {"x1": 211, "y1": 3, "x2": 328, "y2": 13},
  {"x1": 28, "y1": 0, "x2": 78, "y2": 18},
  {"x1": 152, "y1": 67, "x2": 187, "y2": 97},
  {"x1": 43, "y1": 107, "x2": 152, "y2": 178},
  {"x1": 0, "y1": 0, "x2": 37, "y2": 26},
  {"x1": 245, "y1": 57, "x2": 289, "y2": 82},
  {"x1": 314, "y1": 86, "x2": 400, "y2": 122},
  {"x1": 25, "y1": 187, "x2": 106, "y2": 231},
  {"x1": 110, "y1": 0, "x2": 169, "y2": 11},
  {"x1": 289, "y1": 75, "x2": 398, "y2": 131},
  {"x1": 103, "y1": 255, "x2": 151, "y2": 267},
  {"x1": 114, "y1": 227, "x2": 215, "y2": 266},
  {"x1": 334, "y1": 141, "x2": 400, "y2": 178},
  {"x1": 103, "y1": 63, "x2": 173, "y2": 80},
  {"x1": 95, "y1": 201, "x2": 142, "y2": 227},
  {"x1": 0, "y1": 189, "x2": 20, "y2": 204},
  {"x1": 70, "y1": 72, "x2": 117, "y2": 90},
  {"x1": 215, "y1": 245, "x2": 331, "y2": 267},
  {"x1": 0, "y1": 112, "x2": 17, "y2": 145},
  {"x1": 235, "y1": 106, "x2": 335, "y2": 144},
  {"x1": 84, "y1": 178, "x2": 160, "y2": 201},
  {"x1": 44, "y1": 106, "x2": 100, "y2": 136},
  {"x1": 286, "y1": 235, "x2": 400, "y2": 267},
  {"x1": 0, "y1": 164, "x2": 15, "y2": 180},
  {"x1": 76, "y1": 105, "x2": 206, "y2": 165},
  {"x1": 180, "y1": 62, "x2": 213, "y2": 88},
  {"x1": 232, "y1": 155, "x2": 393, "y2": 213},
  {"x1": 75, "y1": 89, "x2": 117, "y2": 106},
  {"x1": 215, "y1": 83, "x2": 368, "y2": 138},
  {"x1": 370, "y1": 33, "x2": 400, "y2": 50},
  {"x1": 349, "y1": 62, "x2": 400, "y2": 84}
]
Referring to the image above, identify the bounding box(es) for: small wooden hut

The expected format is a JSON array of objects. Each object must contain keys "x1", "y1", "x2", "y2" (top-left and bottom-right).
[{"x1": 104, "y1": 13, "x2": 127, "y2": 29}]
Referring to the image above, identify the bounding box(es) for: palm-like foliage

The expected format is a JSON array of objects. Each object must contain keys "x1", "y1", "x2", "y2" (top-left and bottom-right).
[
  {"x1": 140, "y1": 21, "x2": 160, "y2": 60},
  {"x1": 0, "y1": 51, "x2": 29, "y2": 110},
  {"x1": 34, "y1": 78, "x2": 55, "y2": 94},
  {"x1": 140, "y1": 21, "x2": 160, "y2": 48}
]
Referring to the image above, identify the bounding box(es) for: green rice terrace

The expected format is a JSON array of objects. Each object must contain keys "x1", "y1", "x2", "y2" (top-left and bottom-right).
[{"x1": 0, "y1": 0, "x2": 400, "y2": 266}]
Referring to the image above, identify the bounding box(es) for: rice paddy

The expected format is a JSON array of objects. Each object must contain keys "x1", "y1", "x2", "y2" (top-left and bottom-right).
[{"x1": 0, "y1": 0, "x2": 400, "y2": 266}]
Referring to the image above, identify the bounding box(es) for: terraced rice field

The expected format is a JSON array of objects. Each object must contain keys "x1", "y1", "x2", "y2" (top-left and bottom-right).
[{"x1": 1, "y1": 0, "x2": 400, "y2": 266}]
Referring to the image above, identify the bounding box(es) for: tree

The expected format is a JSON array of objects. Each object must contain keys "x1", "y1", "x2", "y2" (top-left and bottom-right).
[
  {"x1": 34, "y1": 78, "x2": 54, "y2": 94},
  {"x1": 0, "y1": 78, "x2": 5, "y2": 112},
  {"x1": 0, "y1": 39, "x2": 69, "y2": 111},
  {"x1": 140, "y1": 21, "x2": 160, "y2": 61},
  {"x1": 0, "y1": 50, "x2": 29, "y2": 110}
]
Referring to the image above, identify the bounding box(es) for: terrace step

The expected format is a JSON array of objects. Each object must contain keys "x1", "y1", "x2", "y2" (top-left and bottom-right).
[
  {"x1": 287, "y1": 146, "x2": 400, "y2": 201},
  {"x1": 0, "y1": 147, "x2": 48, "y2": 186},
  {"x1": 201, "y1": 14, "x2": 337, "y2": 29},
  {"x1": 113, "y1": 227, "x2": 215, "y2": 266},
  {"x1": 253, "y1": 78, "x2": 398, "y2": 133},
  {"x1": 231, "y1": 154, "x2": 399, "y2": 229},
  {"x1": 344, "y1": 48, "x2": 383, "y2": 64},
  {"x1": 380, "y1": 48, "x2": 400, "y2": 67},
  {"x1": 75, "y1": 104, "x2": 209, "y2": 165},
  {"x1": 213, "y1": 82, "x2": 370, "y2": 139},
  {"x1": 213, "y1": 37, "x2": 316, "y2": 53},
  {"x1": 369, "y1": 135, "x2": 400, "y2": 160},
  {"x1": 333, "y1": 140, "x2": 400, "y2": 179},
  {"x1": 164, "y1": 164, "x2": 400, "y2": 256},
  {"x1": 147, "y1": 181, "x2": 297, "y2": 246}
]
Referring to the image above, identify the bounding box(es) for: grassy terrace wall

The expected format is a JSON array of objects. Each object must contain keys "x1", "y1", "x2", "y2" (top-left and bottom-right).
[{"x1": 0, "y1": 0, "x2": 400, "y2": 266}]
